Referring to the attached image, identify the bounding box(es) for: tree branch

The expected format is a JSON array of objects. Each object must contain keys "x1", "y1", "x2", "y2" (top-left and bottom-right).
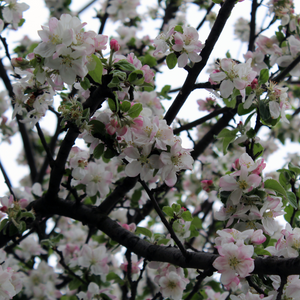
[
  {"x1": 25, "y1": 196, "x2": 300, "y2": 277},
  {"x1": 272, "y1": 54, "x2": 300, "y2": 83},
  {"x1": 164, "y1": 0, "x2": 237, "y2": 125},
  {"x1": 192, "y1": 107, "x2": 237, "y2": 160}
]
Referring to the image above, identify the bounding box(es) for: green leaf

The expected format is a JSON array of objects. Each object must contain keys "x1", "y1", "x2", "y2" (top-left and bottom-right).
[
  {"x1": 88, "y1": 54, "x2": 103, "y2": 84},
  {"x1": 275, "y1": 31, "x2": 285, "y2": 43},
  {"x1": 160, "y1": 84, "x2": 172, "y2": 100},
  {"x1": 254, "y1": 248, "x2": 271, "y2": 256},
  {"x1": 172, "y1": 203, "x2": 181, "y2": 213},
  {"x1": 68, "y1": 278, "x2": 82, "y2": 290},
  {"x1": 222, "y1": 136, "x2": 236, "y2": 154},
  {"x1": 253, "y1": 143, "x2": 264, "y2": 158},
  {"x1": 89, "y1": 120, "x2": 105, "y2": 135},
  {"x1": 108, "y1": 98, "x2": 116, "y2": 112},
  {"x1": 141, "y1": 54, "x2": 157, "y2": 67},
  {"x1": 120, "y1": 100, "x2": 131, "y2": 112},
  {"x1": 284, "y1": 204, "x2": 293, "y2": 223},
  {"x1": 16, "y1": 220, "x2": 25, "y2": 234},
  {"x1": 99, "y1": 293, "x2": 113, "y2": 300},
  {"x1": 189, "y1": 224, "x2": 200, "y2": 238},
  {"x1": 51, "y1": 233, "x2": 64, "y2": 244},
  {"x1": 93, "y1": 143, "x2": 105, "y2": 159},
  {"x1": 264, "y1": 179, "x2": 287, "y2": 199},
  {"x1": 225, "y1": 50, "x2": 231, "y2": 58},
  {"x1": 288, "y1": 162, "x2": 300, "y2": 176},
  {"x1": 278, "y1": 171, "x2": 292, "y2": 189},
  {"x1": 113, "y1": 59, "x2": 136, "y2": 71},
  {"x1": 259, "y1": 100, "x2": 271, "y2": 121},
  {"x1": 106, "y1": 272, "x2": 124, "y2": 285},
  {"x1": 237, "y1": 103, "x2": 255, "y2": 116},
  {"x1": 287, "y1": 191, "x2": 298, "y2": 209},
  {"x1": 0, "y1": 219, "x2": 9, "y2": 233},
  {"x1": 18, "y1": 18, "x2": 25, "y2": 27},
  {"x1": 90, "y1": 195, "x2": 97, "y2": 205},
  {"x1": 162, "y1": 206, "x2": 174, "y2": 217},
  {"x1": 40, "y1": 239, "x2": 54, "y2": 247},
  {"x1": 244, "y1": 111, "x2": 256, "y2": 126},
  {"x1": 135, "y1": 226, "x2": 152, "y2": 238},
  {"x1": 246, "y1": 128, "x2": 256, "y2": 139},
  {"x1": 103, "y1": 148, "x2": 115, "y2": 159},
  {"x1": 174, "y1": 25, "x2": 183, "y2": 33},
  {"x1": 157, "y1": 238, "x2": 171, "y2": 245},
  {"x1": 258, "y1": 69, "x2": 269, "y2": 85},
  {"x1": 131, "y1": 189, "x2": 142, "y2": 204},
  {"x1": 166, "y1": 53, "x2": 177, "y2": 69},
  {"x1": 181, "y1": 211, "x2": 193, "y2": 221},
  {"x1": 223, "y1": 96, "x2": 236, "y2": 108},
  {"x1": 20, "y1": 211, "x2": 36, "y2": 220},
  {"x1": 217, "y1": 128, "x2": 239, "y2": 138},
  {"x1": 191, "y1": 216, "x2": 202, "y2": 229},
  {"x1": 9, "y1": 223, "x2": 18, "y2": 236},
  {"x1": 128, "y1": 70, "x2": 144, "y2": 85},
  {"x1": 127, "y1": 103, "x2": 143, "y2": 118},
  {"x1": 80, "y1": 76, "x2": 91, "y2": 90}
]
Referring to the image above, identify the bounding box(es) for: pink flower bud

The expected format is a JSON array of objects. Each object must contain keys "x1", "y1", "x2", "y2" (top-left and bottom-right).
[
  {"x1": 110, "y1": 39, "x2": 120, "y2": 52},
  {"x1": 201, "y1": 179, "x2": 213, "y2": 192}
]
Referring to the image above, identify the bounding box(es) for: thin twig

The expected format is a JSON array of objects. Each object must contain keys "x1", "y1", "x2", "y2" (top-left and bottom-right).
[
  {"x1": 173, "y1": 107, "x2": 230, "y2": 134},
  {"x1": 55, "y1": 248, "x2": 88, "y2": 286},
  {"x1": 246, "y1": 276, "x2": 267, "y2": 296},
  {"x1": 35, "y1": 122, "x2": 54, "y2": 167},
  {"x1": 276, "y1": 276, "x2": 287, "y2": 300},
  {"x1": 272, "y1": 54, "x2": 300, "y2": 83},
  {"x1": 185, "y1": 267, "x2": 215, "y2": 300},
  {"x1": 0, "y1": 160, "x2": 15, "y2": 198},
  {"x1": 139, "y1": 179, "x2": 187, "y2": 257},
  {"x1": 196, "y1": 3, "x2": 215, "y2": 30}
]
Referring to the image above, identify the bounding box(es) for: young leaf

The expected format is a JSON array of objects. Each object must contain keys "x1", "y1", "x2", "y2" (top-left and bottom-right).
[
  {"x1": 166, "y1": 53, "x2": 177, "y2": 69},
  {"x1": 181, "y1": 211, "x2": 193, "y2": 221},
  {"x1": 162, "y1": 206, "x2": 174, "y2": 217},
  {"x1": 120, "y1": 100, "x2": 131, "y2": 112},
  {"x1": 88, "y1": 54, "x2": 103, "y2": 84},
  {"x1": 264, "y1": 179, "x2": 287, "y2": 199},
  {"x1": 135, "y1": 226, "x2": 152, "y2": 238},
  {"x1": 93, "y1": 143, "x2": 105, "y2": 159},
  {"x1": 258, "y1": 69, "x2": 269, "y2": 85},
  {"x1": 127, "y1": 103, "x2": 143, "y2": 118},
  {"x1": 287, "y1": 191, "x2": 298, "y2": 209}
]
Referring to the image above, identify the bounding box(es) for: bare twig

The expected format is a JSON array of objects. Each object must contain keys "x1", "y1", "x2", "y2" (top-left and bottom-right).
[{"x1": 139, "y1": 179, "x2": 187, "y2": 257}]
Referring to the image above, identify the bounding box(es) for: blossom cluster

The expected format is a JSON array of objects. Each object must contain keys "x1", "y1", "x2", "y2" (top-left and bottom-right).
[
  {"x1": 79, "y1": 104, "x2": 194, "y2": 188},
  {"x1": 213, "y1": 228, "x2": 266, "y2": 289},
  {"x1": 153, "y1": 25, "x2": 203, "y2": 68},
  {"x1": 0, "y1": 0, "x2": 29, "y2": 31},
  {"x1": 216, "y1": 153, "x2": 286, "y2": 236},
  {"x1": 148, "y1": 262, "x2": 189, "y2": 300},
  {"x1": 209, "y1": 58, "x2": 257, "y2": 105},
  {"x1": 33, "y1": 14, "x2": 108, "y2": 87}
]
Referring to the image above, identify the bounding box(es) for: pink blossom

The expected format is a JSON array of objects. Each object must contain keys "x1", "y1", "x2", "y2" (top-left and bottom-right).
[
  {"x1": 219, "y1": 166, "x2": 261, "y2": 205},
  {"x1": 158, "y1": 269, "x2": 189, "y2": 300},
  {"x1": 213, "y1": 241, "x2": 254, "y2": 286},
  {"x1": 78, "y1": 245, "x2": 110, "y2": 279},
  {"x1": 2, "y1": 0, "x2": 29, "y2": 30},
  {"x1": 81, "y1": 162, "x2": 113, "y2": 197}
]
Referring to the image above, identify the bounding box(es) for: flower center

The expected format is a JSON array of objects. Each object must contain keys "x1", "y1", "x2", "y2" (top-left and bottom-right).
[
  {"x1": 238, "y1": 180, "x2": 248, "y2": 190},
  {"x1": 229, "y1": 256, "x2": 240, "y2": 269}
]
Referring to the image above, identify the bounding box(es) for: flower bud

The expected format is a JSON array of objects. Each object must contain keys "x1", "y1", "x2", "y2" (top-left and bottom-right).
[{"x1": 110, "y1": 38, "x2": 120, "y2": 52}]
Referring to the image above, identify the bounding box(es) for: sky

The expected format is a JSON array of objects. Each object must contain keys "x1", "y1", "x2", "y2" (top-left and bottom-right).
[{"x1": 0, "y1": 0, "x2": 300, "y2": 194}]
